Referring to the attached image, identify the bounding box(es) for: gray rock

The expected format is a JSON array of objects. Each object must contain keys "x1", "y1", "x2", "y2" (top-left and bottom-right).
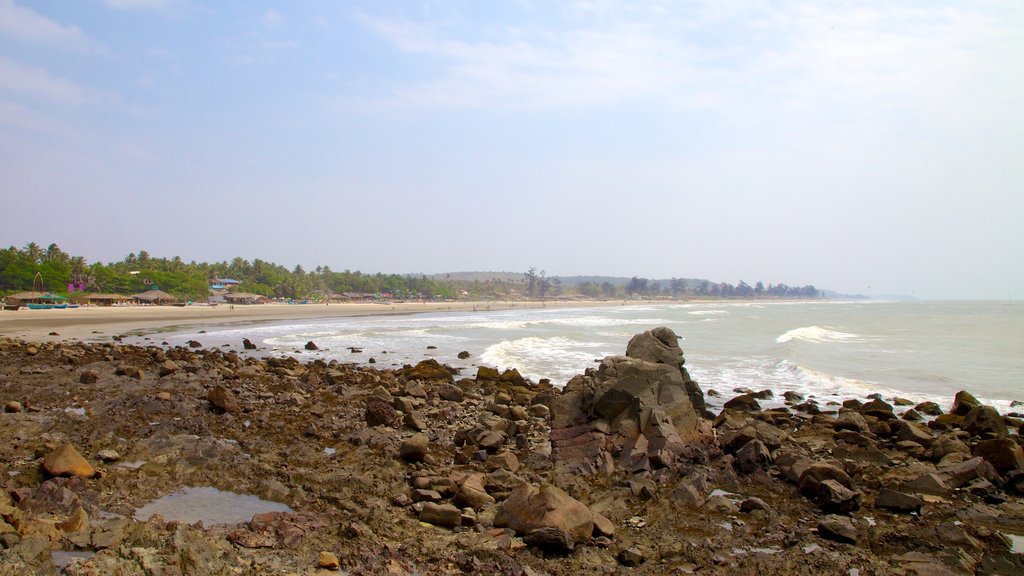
[
  {"x1": 817, "y1": 479, "x2": 862, "y2": 513},
  {"x1": 817, "y1": 515, "x2": 857, "y2": 544},
  {"x1": 735, "y1": 439, "x2": 772, "y2": 474},
  {"x1": 875, "y1": 488, "x2": 924, "y2": 513}
]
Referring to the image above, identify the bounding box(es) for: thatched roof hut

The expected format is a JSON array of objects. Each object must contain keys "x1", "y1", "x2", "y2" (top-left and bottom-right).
[
  {"x1": 224, "y1": 292, "x2": 267, "y2": 305},
  {"x1": 133, "y1": 290, "x2": 177, "y2": 305},
  {"x1": 86, "y1": 293, "x2": 131, "y2": 306},
  {"x1": 5, "y1": 292, "x2": 66, "y2": 305}
]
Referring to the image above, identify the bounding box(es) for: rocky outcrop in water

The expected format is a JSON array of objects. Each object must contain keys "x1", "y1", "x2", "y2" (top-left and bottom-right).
[{"x1": 549, "y1": 327, "x2": 712, "y2": 475}]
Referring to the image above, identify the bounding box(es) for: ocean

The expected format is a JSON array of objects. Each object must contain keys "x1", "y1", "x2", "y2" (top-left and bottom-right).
[{"x1": 150, "y1": 300, "x2": 1024, "y2": 414}]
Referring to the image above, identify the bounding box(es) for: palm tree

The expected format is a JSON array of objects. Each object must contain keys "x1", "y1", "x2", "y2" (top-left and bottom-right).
[{"x1": 23, "y1": 242, "x2": 42, "y2": 263}]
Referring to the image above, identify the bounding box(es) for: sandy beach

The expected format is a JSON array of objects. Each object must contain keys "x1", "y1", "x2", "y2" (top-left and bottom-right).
[{"x1": 0, "y1": 299, "x2": 620, "y2": 342}]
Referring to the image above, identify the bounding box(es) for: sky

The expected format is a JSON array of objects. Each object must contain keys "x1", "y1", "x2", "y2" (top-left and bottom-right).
[{"x1": 1, "y1": 1, "x2": 1022, "y2": 299}]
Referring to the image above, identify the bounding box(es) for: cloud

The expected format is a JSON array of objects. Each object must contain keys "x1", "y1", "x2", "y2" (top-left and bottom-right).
[
  {"x1": 103, "y1": 0, "x2": 174, "y2": 9},
  {"x1": 0, "y1": 56, "x2": 117, "y2": 104},
  {"x1": 0, "y1": 98, "x2": 67, "y2": 135},
  {"x1": 358, "y1": 2, "x2": 1023, "y2": 117},
  {"x1": 0, "y1": 0, "x2": 101, "y2": 51}
]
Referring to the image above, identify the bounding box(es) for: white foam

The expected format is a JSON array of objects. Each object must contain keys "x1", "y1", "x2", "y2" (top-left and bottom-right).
[{"x1": 776, "y1": 326, "x2": 861, "y2": 344}]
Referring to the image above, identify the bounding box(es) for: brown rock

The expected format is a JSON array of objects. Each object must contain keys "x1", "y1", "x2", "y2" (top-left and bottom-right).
[
  {"x1": 79, "y1": 370, "x2": 100, "y2": 384},
  {"x1": 400, "y1": 359, "x2": 454, "y2": 382},
  {"x1": 493, "y1": 483, "x2": 594, "y2": 542},
  {"x1": 399, "y1": 434, "x2": 429, "y2": 462},
  {"x1": 419, "y1": 502, "x2": 461, "y2": 528},
  {"x1": 973, "y1": 438, "x2": 1024, "y2": 474},
  {"x1": 950, "y1": 390, "x2": 979, "y2": 416},
  {"x1": 208, "y1": 385, "x2": 241, "y2": 413},
  {"x1": 798, "y1": 462, "x2": 853, "y2": 497},
  {"x1": 962, "y1": 405, "x2": 1008, "y2": 437},
  {"x1": 317, "y1": 551, "x2": 340, "y2": 570},
  {"x1": 42, "y1": 444, "x2": 96, "y2": 478},
  {"x1": 304, "y1": 341, "x2": 318, "y2": 350}
]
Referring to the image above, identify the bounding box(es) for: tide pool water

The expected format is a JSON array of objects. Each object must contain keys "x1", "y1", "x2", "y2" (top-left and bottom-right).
[{"x1": 150, "y1": 300, "x2": 1024, "y2": 413}]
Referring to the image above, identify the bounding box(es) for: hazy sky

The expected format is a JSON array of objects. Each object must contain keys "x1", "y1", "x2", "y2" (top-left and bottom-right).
[{"x1": 1, "y1": 1, "x2": 1022, "y2": 299}]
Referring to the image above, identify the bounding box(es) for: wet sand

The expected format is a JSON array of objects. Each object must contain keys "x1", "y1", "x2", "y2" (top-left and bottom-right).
[{"x1": 0, "y1": 299, "x2": 621, "y2": 342}]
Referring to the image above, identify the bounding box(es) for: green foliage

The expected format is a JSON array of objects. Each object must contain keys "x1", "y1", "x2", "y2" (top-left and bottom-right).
[{"x1": 0, "y1": 243, "x2": 459, "y2": 302}]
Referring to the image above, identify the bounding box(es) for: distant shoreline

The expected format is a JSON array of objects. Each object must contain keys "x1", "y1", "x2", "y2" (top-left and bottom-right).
[{"x1": 0, "y1": 299, "x2": 625, "y2": 343}]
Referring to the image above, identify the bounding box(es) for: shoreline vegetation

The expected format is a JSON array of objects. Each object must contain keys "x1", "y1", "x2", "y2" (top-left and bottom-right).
[{"x1": 1, "y1": 242, "x2": 825, "y2": 308}]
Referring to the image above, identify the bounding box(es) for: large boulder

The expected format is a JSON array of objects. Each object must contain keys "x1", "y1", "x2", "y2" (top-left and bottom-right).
[
  {"x1": 549, "y1": 327, "x2": 710, "y2": 474},
  {"x1": 962, "y1": 405, "x2": 1008, "y2": 437},
  {"x1": 493, "y1": 483, "x2": 594, "y2": 543},
  {"x1": 625, "y1": 327, "x2": 707, "y2": 414}
]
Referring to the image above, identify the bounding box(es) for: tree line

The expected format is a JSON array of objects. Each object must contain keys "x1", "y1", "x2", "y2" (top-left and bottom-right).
[
  {"x1": 0, "y1": 243, "x2": 456, "y2": 302},
  {"x1": 0, "y1": 243, "x2": 820, "y2": 302}
]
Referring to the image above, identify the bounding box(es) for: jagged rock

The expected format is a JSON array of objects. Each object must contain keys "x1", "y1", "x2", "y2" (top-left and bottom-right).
[
  {"x1": 493, "y1": 484, "x2": 594, "y2": 542},
  {"x1": 304, "y1": 341, "x2": 318, "y2": 350},
  {"x1": 735, "y1": 439, "x2": 772, "y2": 474},
  {"x1": 903, "y1": 472, "x2": 954, "y2": 498},
  {"x1": 962, "y1": 405, "x2": 1008, "y2": 437},
  {"x1": 939, "y1": 456, "x2": 999, "y2": 488},
  {"x1": 973, "y1": 438, "x2": 1024, "y2": 473},
  {"x1": 625, "y1": 327, "x2": 706, "y2": 414},
  {"x1": 242, "y1": 338, "x2": 257, "y2": 350},
  {"x1": 896, "y1": 422, "x2": 934, "y2": 447},
  {"x1": 818, "y1": 516, "x2": 857, "y2": 544},
  {"x1": 42, "y1": 444, "x2": 95, "y2": 478},
  {"x1": 875, "y1": 488, "x2": 924, "y2": 513},
  {"x1": 817, "y1": 479, "x2": 862, "y2": 513},
  {"x1": 670, "y1": 480, "x2": 705, "y2": 508},
  {"x1": 208, "y1": 385, "x2": 241, "y2": 413},
  {"x1": 951, "y1": 390, "x2": 980, "y2": 416},
  {"x1": 835, "y1": 411, "x2": 870, "y2": 433}
]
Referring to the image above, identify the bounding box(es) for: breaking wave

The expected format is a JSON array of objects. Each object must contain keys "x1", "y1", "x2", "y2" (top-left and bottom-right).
[{"x1": 776, "y1": 326, "x2": 861, "y2": 344}]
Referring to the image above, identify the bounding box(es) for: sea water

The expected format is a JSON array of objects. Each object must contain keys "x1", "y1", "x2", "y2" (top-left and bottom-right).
[{"x1": 151, "y1": 301, "x2": 1023, "y2": 412}]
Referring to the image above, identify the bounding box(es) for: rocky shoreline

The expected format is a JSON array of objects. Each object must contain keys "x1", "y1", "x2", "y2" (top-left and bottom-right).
[{"x1": 1, "y1": 328, "x2": 1023, "y2": 575}]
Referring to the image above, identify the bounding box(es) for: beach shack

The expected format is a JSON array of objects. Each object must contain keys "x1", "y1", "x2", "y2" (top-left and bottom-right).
[
  {"x1": 4, "y1": 292, "x2": 69, "y2": 309},
  {"x1": 133, "y1": 289, "x2": 177, "y2": 305},
  {"x1": 85, "y1": 293, "x2": 132, "y2": 307},
  {"x1": 224, "y1": 292, "x2": 267, "y2": 305}
]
